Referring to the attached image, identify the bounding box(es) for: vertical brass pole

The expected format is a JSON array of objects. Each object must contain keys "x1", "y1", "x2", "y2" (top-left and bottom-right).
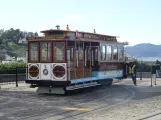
[
  {"x1": 90, "y1": 42, "x2": 92, "y2": 77},
  {"x1": 82, "y1": 41, "x2": 84, "y2": 78}
]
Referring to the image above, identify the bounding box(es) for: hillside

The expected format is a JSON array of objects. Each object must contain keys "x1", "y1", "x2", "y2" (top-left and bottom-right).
[
  {"x1": 125, "y1": 43, "x2": 161, "y2": 57},
  {"x1": 0, "y1": 42, "x2": 27, "y2": 58},
  {"x1": 0, "y1": 28, "x2": 36, "y2": 60}
]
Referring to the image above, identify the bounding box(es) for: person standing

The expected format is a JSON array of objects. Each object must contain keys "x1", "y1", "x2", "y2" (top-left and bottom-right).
[{"x1": 129, "y1": 62, "x2": 137, "y2": 86}]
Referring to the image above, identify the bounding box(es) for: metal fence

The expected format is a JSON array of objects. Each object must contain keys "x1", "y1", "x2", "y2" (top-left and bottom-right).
[
  {"x1": 0, "y1": 67, "x2": 26, "y2": 87},
  {"x1": 0, "y1": 66, "x2": 158, "y2": 87},
  {"x1": 136, "y1": 72, "x2": 152, "y2": 79}
]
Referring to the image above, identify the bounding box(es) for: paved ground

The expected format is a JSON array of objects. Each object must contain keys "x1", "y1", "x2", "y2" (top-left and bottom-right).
[{"x1": 0, "y1": 78, "x2": 161, "y2": 120}]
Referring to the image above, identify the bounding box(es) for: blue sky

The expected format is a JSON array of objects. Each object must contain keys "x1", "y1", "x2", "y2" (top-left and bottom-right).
[{"x1": 0, "y1": 0, "x2": 161, "y2": 46}]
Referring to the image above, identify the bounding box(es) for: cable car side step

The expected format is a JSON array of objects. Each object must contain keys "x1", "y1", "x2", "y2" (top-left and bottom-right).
[
  {"x1": 36, "y1": 87, "x2": 65, "y2": 94},
  {"x1": 66, "y1": 82, "x2": 101, "y2": 90}
]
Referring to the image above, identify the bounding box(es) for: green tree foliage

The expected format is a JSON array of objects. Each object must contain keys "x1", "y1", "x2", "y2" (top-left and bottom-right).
[
  {"x1": 0, "y1": 28, "x2": 38, "y2": 44},
  {"x1": 0, "y1": 37, "x2": 2, "y2": 45},
  {"x1": 0, "y1": 28, "x2": 38, "y2": 58}
]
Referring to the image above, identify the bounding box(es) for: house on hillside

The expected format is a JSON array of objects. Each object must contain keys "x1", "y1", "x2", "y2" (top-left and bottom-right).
[
  {"x1": 17, "y1": 57, "x2": 27, "y2": 62},
  {"x1": 18, "y1": 37, "x2": 28, "y2": 44},
  {"x1": 4, "y1": 54, "x2": 15, "y2": 61}
]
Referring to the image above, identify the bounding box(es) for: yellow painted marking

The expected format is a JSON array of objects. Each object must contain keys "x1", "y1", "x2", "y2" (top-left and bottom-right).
[
  {"x1": 47, "y1": 118, "x2": 57, "y2": 120},
  {"x1": 63, "y1": 107, "x2": 92, "y2": 111}
]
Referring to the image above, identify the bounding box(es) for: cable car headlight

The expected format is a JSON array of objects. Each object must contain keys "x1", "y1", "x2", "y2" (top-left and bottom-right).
[{"x1": 43, "y1": 69, "x2": 48, "y2": 75}]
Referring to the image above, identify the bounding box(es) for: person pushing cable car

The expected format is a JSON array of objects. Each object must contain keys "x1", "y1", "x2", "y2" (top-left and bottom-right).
[{"x1": 129, "y1": 62, "x2": 137, "y2": 86}]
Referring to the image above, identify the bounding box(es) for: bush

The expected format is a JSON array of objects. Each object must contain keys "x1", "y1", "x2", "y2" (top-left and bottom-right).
[
  {"x1": 0, "y1": 62, "x2": 26, "y2": 74},
  {"x1": 0, "y1": 62, "x2": 26, "y2": 69}
]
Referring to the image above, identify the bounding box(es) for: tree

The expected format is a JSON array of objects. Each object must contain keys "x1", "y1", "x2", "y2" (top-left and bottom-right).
[
  {"x1": 0, "y1": 54, "x2": 5, "y2": 60},
  {"x1": 0, "y1": 37, "x2": 2, "y2": 45},
  {"x1": 155, "y1": 59, "x2": 161, "y2": 65}
]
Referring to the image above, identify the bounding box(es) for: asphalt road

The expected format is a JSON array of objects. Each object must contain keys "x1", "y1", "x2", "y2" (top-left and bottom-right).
[{"x1": 0, "y1": 79, "x2": 160, "y2": 120}]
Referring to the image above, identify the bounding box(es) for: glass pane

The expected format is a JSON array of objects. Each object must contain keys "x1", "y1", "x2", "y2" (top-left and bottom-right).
[
  {"x1": 79, "y1": 48, "x2": 83, "y2": 60},
  {"x1": 113, "y1": 46, "x2": 118, "y2": 60},
  {"x1": 41, "y1": 43, "x2": 51, "y2": 61},
  {"x1": 71, "y1": 48, "x2": 74, "y2": 60},
  {"x1": 87, "y1": 47, "x2": 91, "y2": 60},
  {"x1": 94, "y1": 48, "x2": 98, "y2": 60},
  {"x1": 54, "y1": 43, "x2": 65, "y2": 61},
  {"x1": 106, "y1": 46, "x2": 112, "y2": 60},
  {"x1": 118, "y1": 46, "x2": 124, "y2": 60},
  {"x1": 101, "y1": 45, "x2": 106, "y2": 60},
  {"x1": 30, "y1": 43, "x2": 38, "y2": 61},
  {"x1": 67, "y1": 50, "x2": 70, "y2": 60}
]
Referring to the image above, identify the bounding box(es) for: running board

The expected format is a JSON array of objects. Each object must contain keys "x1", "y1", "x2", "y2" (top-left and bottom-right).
[
  {"x1": 66, "y1": 82, "x2": 101, "y2": 90},
  {"x1": 36, "y1": 87, "x2": 65, "y2": 94}
]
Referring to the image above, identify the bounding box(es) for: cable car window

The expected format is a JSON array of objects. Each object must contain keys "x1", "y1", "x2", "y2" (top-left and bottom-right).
[
  {"x1": 29, "y1": 43, "x2": 39, "y2": 62},
  {"x1": 79, "y1": 47, "x2": 83, "y2": 60},
  {"x1": 40, "y1": 42, "x2": 51, "y2": 62},
  {"x1": 53, "y1": 42, "x2": 65, "y2": 62},
  {"x1": 106, "y1": 45, "x2": 112, "y2": 60},
  {"x1": 70, "y1": 47, "x2": 74, "y2": 60},
  {"x1": 113, "y1": 46, "x2": 118, "y2": 60},
  {"x1": 118, "y1": 46, "x2": 124, "y2": 60},
  {"x1": 101, "y1": 45, "x2": 106, "y2": 60},
  {"x1": 87, "y1": 47, "x2": 91, "y2": 60},
  {"x1": 48, "y1": 31, "x2": 64, "y2": 35},
  {"x1": 67, "y1": 47, "x2": 74, "y2": 61},
  {"x1": 94, "y1": 48, "x2": 98, "y2": 60}
]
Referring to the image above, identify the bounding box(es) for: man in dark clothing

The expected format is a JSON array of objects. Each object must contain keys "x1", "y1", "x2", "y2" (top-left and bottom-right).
[{"x1": 129, "y1": 62, "x2": 137, "y2": 86}]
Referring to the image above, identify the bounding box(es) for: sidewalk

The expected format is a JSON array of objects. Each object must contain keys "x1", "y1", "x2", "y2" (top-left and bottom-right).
[{"x1": 0, "y1": 82, "x2": 36, "y2": 92}]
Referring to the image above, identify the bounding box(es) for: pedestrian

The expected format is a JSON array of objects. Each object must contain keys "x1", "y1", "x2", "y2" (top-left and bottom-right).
[{"x1": 129, "y1": 62, "x2": 137, "y2": 86}]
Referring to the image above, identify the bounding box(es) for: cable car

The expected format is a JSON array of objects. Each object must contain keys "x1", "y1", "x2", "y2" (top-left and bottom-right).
[{"x1": 25, "y1": 25, "x2": 128, "y2": 94}]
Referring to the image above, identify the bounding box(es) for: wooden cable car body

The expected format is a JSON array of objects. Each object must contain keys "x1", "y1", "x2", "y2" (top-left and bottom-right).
[{"x1": 25, "y1": 28, "x2": 128, "y2": 94}]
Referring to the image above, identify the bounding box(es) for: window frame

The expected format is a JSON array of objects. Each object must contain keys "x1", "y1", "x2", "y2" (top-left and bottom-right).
[
  {"x1": 113, "y1": 46, "x2": 118, "y2": 60},
  {"x1": 87, "y1": 47, "x2": 91, "y2": 60},
  {"x1": 118, "y1": 46, "x2": 124, "y2": 60},
  {"x1": 94, "y1": 47, "x2": 98, "y2": 61},
  {"x1": 67, "y1": 46, "x2": 74, "y2": 61},
  {"x1": 53, "y1": 42, "x2": 65, "y2": 63},
  {"x1": 106, "y1": 45, "x2": 112, "y2": 60},
  {"x1": 101, "y1": 45, "x2": 106, "y2": 61},
  {"x1": 40, "y1": 42, "x2": 52, "y2": 62},
  {"x1": 28, "y1": 42, "x2": 40, "y2": 63},
  {"x1": 78, "y1": 47, "x2": 84, "y2": 60}
]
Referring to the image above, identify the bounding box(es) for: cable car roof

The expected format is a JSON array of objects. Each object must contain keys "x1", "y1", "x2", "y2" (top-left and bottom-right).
[{"x1": 40, "y1": 29, "x2": 118, "y2": 38}]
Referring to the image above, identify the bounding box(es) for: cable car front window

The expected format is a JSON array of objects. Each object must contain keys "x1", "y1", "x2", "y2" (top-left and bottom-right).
[
  {"x1": 30, "y1": 43, "x2": 39, "y2": 62},
  {"x1": 54, "y1": 42, "x2": 65, "y2": 62},
  {"x1": 41, "y1": 42, "x2": 51, "y2": 61}
]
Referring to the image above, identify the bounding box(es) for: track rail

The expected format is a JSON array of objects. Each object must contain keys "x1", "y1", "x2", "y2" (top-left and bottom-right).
[
  {"x1": 138, "y1": 112, "x2": 161, "y2": 120},
  {"x1": 58, "y1": 87, "x2": 135, "y2": 120}
]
